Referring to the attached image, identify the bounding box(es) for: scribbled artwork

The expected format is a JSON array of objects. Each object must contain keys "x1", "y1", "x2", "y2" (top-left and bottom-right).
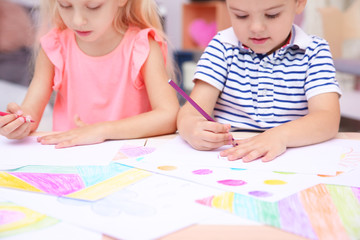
[
  {"x1": 0, "y1": 163, "x2": 152, "y2": 201},
  {"x1": 0, "y1": 202, "x2": 58, "y2": 238},
  {"x1": 196, "y1": 184, "x2": 360, "y2": 240}
]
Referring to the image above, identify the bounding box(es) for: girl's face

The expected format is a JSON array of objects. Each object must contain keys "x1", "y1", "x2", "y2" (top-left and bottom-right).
[
  {"x1": 56, "y1": 0, "x2": 125, "y2": 43},
  {"x1": 226, "y1": 0, "x2": 306, "y2": 54}
]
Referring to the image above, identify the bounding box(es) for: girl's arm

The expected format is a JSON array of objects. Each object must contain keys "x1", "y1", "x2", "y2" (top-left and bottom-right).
[
  {"x1": 177, "y1": 80, "x2": 234, "y2": 150},
  {"x1": 221, "y1": 92, "x2": 340, "y2": 162},
  {"x1": 38, "y1": 39, "x2": 180, "y2": 148},
  {"x1": 0, "y1": 48, "x2": 54, "y2": 139}
]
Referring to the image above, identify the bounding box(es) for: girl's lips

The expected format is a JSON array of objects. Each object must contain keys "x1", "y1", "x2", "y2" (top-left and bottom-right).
[
  {"x1": 76, "y1": 30, "x2": 92, "y2": 37},
  {"x1": 250, "y1": 38, "x2": 269, "y2": 44}
]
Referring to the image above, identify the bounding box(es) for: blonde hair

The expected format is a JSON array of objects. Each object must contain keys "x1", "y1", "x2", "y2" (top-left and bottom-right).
[{"x1": 38, "y1": 0, "x2": 175, "y2": 79}]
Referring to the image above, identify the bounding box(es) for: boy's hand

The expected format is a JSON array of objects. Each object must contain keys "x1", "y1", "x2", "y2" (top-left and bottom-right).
[
  {"x1": 0, "y1": 103, "x2": 32, "y2": 139},
  {"x1": 183, "y1": 120, "x2": 234, "y2": 150},
  {"x1": 220, "y1": 129, "x2": 287, "y2": 162}
]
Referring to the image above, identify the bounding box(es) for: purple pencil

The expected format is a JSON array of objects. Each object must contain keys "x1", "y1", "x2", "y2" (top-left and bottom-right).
[
  {"x1": 168, "y1": 79, "x2": 214, "y2": 121},
  {"x1": 168, "y1": 79, "x2": 236, "y2": 146}
]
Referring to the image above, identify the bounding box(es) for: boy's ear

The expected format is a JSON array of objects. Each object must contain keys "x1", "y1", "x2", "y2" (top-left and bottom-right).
[
  {"x1": 295, "y1": 0, "x2": 307, "y2": 14},
  {"x1": 118, "y1": 0, "x2": 128, "y2": 7}
]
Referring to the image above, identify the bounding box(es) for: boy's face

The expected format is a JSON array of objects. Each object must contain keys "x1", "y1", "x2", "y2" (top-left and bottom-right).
[{"x1": 226, "y1": 0, "x2": 306, "y2": 54}]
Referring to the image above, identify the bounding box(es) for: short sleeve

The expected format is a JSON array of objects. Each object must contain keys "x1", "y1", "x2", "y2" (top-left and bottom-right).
[
  {"x1": 194, "y1": 34, "x2": 229, "y2": 91},
  {"x1": 304, "y1": 38, "x2": 342, "y2": 99},
  {"x1": 131, "y1": 28, "x2": 167, "y2": 89},
  {"x1": 40, "y1": 28, "x2": 65, "y2": 91}
]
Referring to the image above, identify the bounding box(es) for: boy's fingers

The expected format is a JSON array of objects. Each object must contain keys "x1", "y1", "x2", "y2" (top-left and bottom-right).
[{"x1": 203, "y1": 122, "x2": 231, "y2": 134}]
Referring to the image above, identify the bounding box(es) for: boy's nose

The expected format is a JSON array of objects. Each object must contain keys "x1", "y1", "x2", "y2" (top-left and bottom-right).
[{"x1": 249, "y1": 19, "x2": 265, "y2": 33}]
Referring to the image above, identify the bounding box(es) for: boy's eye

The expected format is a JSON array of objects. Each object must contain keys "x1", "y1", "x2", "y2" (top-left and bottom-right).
[{"x1": 266, "y1": 13, "x2": 280, "y2": 19}]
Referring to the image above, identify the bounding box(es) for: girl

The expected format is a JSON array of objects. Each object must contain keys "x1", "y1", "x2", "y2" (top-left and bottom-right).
[
  {"x1": 0, "y1": 0, "x2": 180, "y2": 148},
  {"x1": 177, "y1": 0, "x2": 341, "y2": 162}
]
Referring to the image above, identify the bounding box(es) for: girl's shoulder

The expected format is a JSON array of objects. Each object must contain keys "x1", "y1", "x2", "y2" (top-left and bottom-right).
[
  {"x1": 40, "y1": 28, "x2": 73, "y2": 50},
  {"x1": 124, "y1": 26, "x2": 165, "y2": 45}
]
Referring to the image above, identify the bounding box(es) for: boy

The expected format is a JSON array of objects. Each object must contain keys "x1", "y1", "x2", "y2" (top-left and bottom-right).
[{"x1": 177, "y1": 0, "x2": 341, "y2": 162}]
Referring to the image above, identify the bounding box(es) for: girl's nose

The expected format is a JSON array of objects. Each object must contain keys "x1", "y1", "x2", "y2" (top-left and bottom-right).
[{"x1": 73, "y1": 11, "x2": 87, "y2": 26}]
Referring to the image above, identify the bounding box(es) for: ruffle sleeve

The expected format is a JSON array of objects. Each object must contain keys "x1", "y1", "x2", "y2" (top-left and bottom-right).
[
  {"x1": 40, "y1": 28, "x2": 65, "y2": 91},
  {"x1": 131, "y1": 28, "x2": 168, "y2": 89}
]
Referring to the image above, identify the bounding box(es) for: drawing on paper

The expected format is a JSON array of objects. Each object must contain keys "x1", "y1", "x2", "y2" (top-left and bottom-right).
[
  {"x1": 0, "y1": 163, "x2": 152, "y2": 201},
  {"x1": 196, "y1": 184, "x2": 360, "y2": 240},
  {"x1": 0, "y1": 202, "x2": 58, "y2": 238}
]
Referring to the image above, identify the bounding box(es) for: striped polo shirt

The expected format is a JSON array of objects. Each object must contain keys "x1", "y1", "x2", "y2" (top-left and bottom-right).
[{"x1": 194, "y1": 25, "x2": 341, "y2": 131}]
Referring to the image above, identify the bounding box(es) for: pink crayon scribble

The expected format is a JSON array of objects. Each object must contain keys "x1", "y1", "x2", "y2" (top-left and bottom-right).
[
  {"x1": 10, "y1": 173, "x2": 85, "y2": 196},
  {"x1": 192, "y1": 169, "x2": 213, "y2": 175},
  {"x1": 119, "y1": 145, "x2": 156, "y2": 158},
  {"x1": 0, "y1": 210, "x2": 25, "y2": 225},
  {"x1": 196, "y1": 196, "x2": 214, "y2": 207},
  {"x1": 352, "y1": 187, "x2": 360, "y2": 202},
  {"x1": 217, "y1": 179, "x2": 247, "y2": 186},
  {"x1": 248, "y1": 191, "x2": 273, "y2": 198}
]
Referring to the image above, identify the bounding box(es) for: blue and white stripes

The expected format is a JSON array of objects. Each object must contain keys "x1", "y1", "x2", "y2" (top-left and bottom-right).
[{"x1": 194, "y1": 25, "x2": 341, "y2": 131}]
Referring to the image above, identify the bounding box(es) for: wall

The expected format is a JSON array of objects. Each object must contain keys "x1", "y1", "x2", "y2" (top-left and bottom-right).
[{"x1": 157, "y1": 0, "x2": 189, "y2": 50}]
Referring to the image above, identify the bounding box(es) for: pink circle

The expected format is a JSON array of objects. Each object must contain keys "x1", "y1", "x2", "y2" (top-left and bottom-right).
[
  {"x1": 217, "y1": 179, "x2": 247, "y2": 186},
  {"x1": 192, "y1": 169, "x2": 213, "y2": 175}
]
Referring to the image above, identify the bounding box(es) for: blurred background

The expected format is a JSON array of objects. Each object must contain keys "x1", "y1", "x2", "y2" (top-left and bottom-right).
[{"x1": 0, "y1": 0, "x2": 359, "y2": 132}]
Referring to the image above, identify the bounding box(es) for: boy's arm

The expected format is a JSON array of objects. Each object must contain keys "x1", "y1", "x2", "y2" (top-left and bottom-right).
[
  {"x1": 273, "y1": 92, "x2": 340, "y2": 147},
  {"x1": 221, "y1": 92, "x2": 340, "y2": 162},
  {"x1": 177, "y1": 80, "x2": 234, "y2": 150}
]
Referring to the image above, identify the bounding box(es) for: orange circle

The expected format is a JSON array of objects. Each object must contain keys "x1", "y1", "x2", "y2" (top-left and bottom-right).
[{"x1": 157, "y1": 165, "x2": 177, "y2": 171}]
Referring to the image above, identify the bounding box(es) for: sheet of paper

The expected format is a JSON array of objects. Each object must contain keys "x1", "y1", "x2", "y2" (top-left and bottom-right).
[
  {"x1": 137, "y1": 136, "x2": 352, "y2": 175},
  {"x1": 315, "y1": 166, "x2": 360, "y2": 187},
  {"x1": 117, "y1": 158, "x2": 321, "y2": 202},
  {"x1": 196, "y1": 184, "x2": 360, "y2": 240},
  {"x1": 0, "y1": 136, "x2": 145, "y2": 167},
  {"x1": 0, "y1": 197, "x2": 101, "y2": 240},
  {"x1": 0, "y1": 174, "x2": 223, "y2": 240}
]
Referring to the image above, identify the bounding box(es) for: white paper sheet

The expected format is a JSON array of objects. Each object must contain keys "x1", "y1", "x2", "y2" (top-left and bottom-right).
[
  {"x1": 134, "y1": 136, "x2": 355, "y2": 175},
  {"x1": 117, "y1": 160, "x2": 321, "y2": 202},
  {"x1": 0, "y1": 174, "x2": 222, "y2": 240},
  {"x1": 0, "y1": 197, "x2": 101, "y2": 240},
  {"x1": 0, "y1": 136, "x2": 144, "y2": 167}
]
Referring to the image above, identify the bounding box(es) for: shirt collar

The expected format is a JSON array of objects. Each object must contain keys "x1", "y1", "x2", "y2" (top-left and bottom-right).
[{"x1": 220, "y1": 24, "x2": 312, "y2": 53}]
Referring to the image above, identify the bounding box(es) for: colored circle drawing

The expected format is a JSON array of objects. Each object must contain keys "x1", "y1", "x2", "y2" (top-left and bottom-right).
[
  {"x1": 192, "y1": 169, "x2": 213, "y2": 175},
  {"x1": 217, "y1": 179, "x2": 247, "y2": 186},
  {"x1": 248, "y1": 191, "x2": 273, "y2": 198},
  {"x1": 157, "y1": 165, "x2": 177, "y2": 171},
  {"x1": 264, "y1": 179, "x2": 287, "y2": 185}
]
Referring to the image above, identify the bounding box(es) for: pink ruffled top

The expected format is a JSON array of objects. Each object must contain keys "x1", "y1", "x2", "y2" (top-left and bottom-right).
[{"x1": 40, "y1": 26, "x2": 167, "y2": 131}]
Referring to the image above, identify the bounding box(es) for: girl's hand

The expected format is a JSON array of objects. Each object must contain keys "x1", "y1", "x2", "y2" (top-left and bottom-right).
[
  {"x1": 37, "y1": 116, "x2": 105, "y2": 148},
  {"x1": 0, "y1": 103, "x2": 32, "y2": 139},
  {"x1": 184, "y1": 119, "x2": 234, "y2": 151},
  {"x1": 220, "y1": 129, "x2": 287, "y2": 162}
]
